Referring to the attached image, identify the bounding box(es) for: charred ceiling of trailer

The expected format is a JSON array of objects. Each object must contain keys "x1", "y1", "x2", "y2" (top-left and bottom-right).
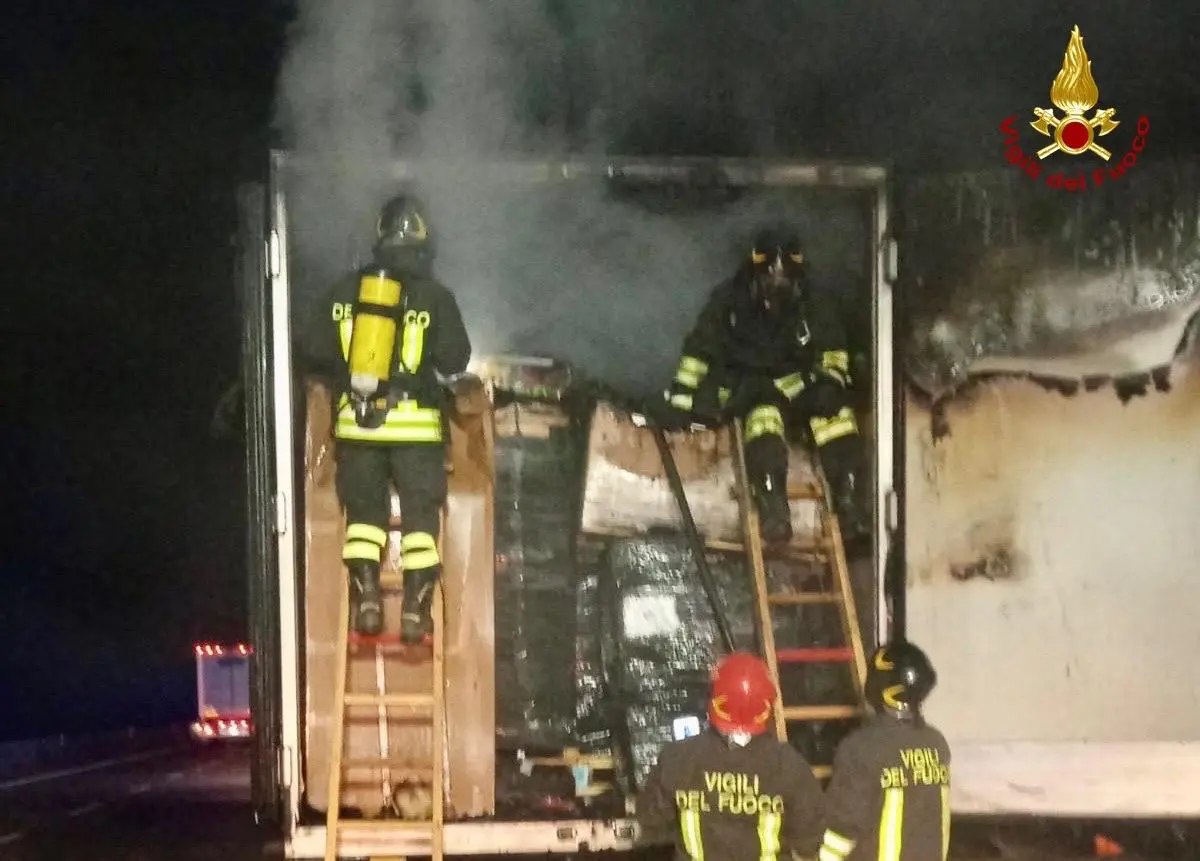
[{"x1": 898, "y1": 160, "x2": 1200, "y2": 419}]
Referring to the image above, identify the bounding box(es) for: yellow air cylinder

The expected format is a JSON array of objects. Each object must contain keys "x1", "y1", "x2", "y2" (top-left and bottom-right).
[{"x1": 348, "y1": 269, "x2": 403, "y2": 398}]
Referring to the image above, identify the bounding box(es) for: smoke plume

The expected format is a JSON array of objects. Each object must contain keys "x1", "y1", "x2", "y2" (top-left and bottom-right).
[
  {"x1": 272, "y1": 1, "x2": 1185, "y2": 395},
  {"x1": 270, "y1": 0, "x2": 884, "y2": 396}
]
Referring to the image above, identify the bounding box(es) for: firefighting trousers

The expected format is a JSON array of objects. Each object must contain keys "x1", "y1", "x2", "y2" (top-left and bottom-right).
[
  {"x1": 737, "y1": 379, "x2": 861, "y2": 487},
  {"x1": 334, "y1": 440, "x2": 447, "y2": 576}
]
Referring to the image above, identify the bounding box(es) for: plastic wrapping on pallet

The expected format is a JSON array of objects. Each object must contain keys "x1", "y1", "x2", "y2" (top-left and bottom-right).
[
  {"x1": 494, "y1": 399, "x2": 583, "y2": 747},
  {"x1": 573, "y1": 539, "x2": 612, "y2": 746},
  {"x1": 604, "y1": 535, "x2": 759, "y2": 787},
  {"x1": 579, "y1": 400, "x2": 822, "y2": 544}
]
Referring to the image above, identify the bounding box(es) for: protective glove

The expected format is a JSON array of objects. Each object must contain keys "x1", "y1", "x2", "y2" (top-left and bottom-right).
[{"x1": 651, "y1": 392, "x2": 698, "y2": 432}]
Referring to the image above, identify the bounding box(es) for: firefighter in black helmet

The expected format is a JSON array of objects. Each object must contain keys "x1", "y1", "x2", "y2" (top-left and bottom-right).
[
  {"x1": 663, "y1": 226, "x2": 865, "y2": 546},
  {"x1": 300, "y1": 191, "x2": 471, "y2": 644},
  {"x1": 820, "y1": 641, "x2": 952, "y2": 861}
]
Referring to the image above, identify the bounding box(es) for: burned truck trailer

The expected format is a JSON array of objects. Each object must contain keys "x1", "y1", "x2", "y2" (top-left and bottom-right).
[
  {"x1": 237, "y1": 151, "x2": 1200, "y2": 859},
  {"x1": 237, "y1": 151, "x2": 896, "y2": 858}
]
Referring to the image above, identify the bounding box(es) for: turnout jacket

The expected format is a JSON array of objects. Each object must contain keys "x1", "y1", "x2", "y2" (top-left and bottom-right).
[
  {"x1": 300, "y1": 264, "x2": 472, "y2": 445},
  {"x1": 820, "y1": 716, "x2": 952, "y2": 861},
  {"x1": 637, "y1": 730, "x2": 825, "y2": 861},
  {"x1": 670, "y1": 271, "x2": 852, "y2": 407}
]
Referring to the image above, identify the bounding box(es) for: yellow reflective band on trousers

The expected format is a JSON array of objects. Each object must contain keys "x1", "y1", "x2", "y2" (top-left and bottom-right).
[
  {"x1": 680, "y1": 807, "x2": 704, "y2": 861},
  {"x1": 819, "y1": 829, "x2": 855, "y2": 861},
  {"x1": 821, "y1": 350, "x2": 851, "y2": 385},
  {"x1": 757, "y1": 810, "x2": 782, "y2": 861},
  {"x1": 335, "y1": 397, "x2": 443, "y2": 443},
  {"x1": 809, "y1": 407, "x2": 858, "y2": 446},
  {"x1": 878, "y1": 787, "x2": 904, "y2": 861},
  {"x1": 940, "y1": 785, "x2": 951, "y2": 861},
  {"x1": 744, "y1": 404, "x2": 785, "y2": 442},
  {"x1": 342, "y1": 522, "x2": 388, "y2": 563},
  {"x1": 400, "y1": 531, "x2": 440, "y2": 571},
  {"x1": 773, "y1": 371, "x2": 807, "y2": 400},
  {"x1": 674, "y1": 355, "x2": 709, "y2": 389}
]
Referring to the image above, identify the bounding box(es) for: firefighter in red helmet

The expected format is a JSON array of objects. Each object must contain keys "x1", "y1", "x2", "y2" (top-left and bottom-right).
[
  {"x1": 820, "y1": 641, "x2": 952, "y2": 861},
  {"x1": 637, "y1": 652, "x2": 825, "y2": 861}
]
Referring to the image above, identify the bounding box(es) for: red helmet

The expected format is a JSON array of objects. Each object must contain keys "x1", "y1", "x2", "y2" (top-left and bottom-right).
[{"x1": 707, "y1": 652, "x2": 777, "y2": 736}]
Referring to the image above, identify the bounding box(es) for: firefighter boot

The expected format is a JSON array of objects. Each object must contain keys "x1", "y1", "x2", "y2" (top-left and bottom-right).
[
  {"x1": 347, "y1": 560, "x2": 384, "y2": 636},
  {"x1": 831, "y1": 469, "x2": 870, "y2": 557},
  {"x1": 754, "y1": 473, "x2": 793, "y2": 546},
  {"x1": 400, "y1": 566, "x2": 439, "y2": 646}
]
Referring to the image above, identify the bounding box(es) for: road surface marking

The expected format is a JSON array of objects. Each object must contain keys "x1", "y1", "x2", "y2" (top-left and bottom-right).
[
  {"x1": 66, "y1": 801, "x2": 106, "y2": 818},
  {"x1": 0, "y1": 747, "x2": 178, "y2": 792}
]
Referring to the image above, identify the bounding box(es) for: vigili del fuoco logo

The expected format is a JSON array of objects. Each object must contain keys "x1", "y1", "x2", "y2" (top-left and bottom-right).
[{"x1": 1000, "y1": 25, "x2": 1149, "y2": 192}]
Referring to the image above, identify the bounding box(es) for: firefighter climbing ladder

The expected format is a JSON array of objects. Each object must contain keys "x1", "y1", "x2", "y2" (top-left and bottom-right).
[
  {"x1": 729, "y1": 418, "x2": 868, "y2": 778},
  {"x1": 324, "y1": 516, "x2": 447, "y2": 861}
]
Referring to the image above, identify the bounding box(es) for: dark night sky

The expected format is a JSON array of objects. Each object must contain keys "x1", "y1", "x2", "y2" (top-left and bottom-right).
[{"x1": 1, "y1": 0, "x2": 1196, "y2": 739}]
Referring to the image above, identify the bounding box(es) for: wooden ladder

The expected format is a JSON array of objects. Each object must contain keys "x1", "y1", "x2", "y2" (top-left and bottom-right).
[
  {"x1": 731, "y1": 418, "x2": 869, "y2": 779},
  {"x1": 324, "y1": 536, "x2": 447, "y2": 861}
]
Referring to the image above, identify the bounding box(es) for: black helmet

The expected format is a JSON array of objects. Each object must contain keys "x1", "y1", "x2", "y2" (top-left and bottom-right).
[
  {"x1": 748, "y1": 225, "x2": 805, "y2": 307},
  {"x1": 373, "y1": 192, "x2": 436, "y2": 270},
  {"x1": 864, "y1": 641, "x2": 937, "y2": 716}
]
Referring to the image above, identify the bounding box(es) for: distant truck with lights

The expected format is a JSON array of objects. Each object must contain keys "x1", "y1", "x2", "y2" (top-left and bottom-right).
[{"x1": 190, "y1": 642, "x2": 254, "y2": 743}]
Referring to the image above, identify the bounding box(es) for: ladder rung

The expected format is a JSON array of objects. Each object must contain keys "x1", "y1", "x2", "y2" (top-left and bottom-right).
[
  {"x1": 348, "y1": 632, "x2": 431, "y2": 648},
  {"x1": 706, "y1": 538, "x2": 826, "y2": 557},
  {"x1": 342, "y1": 760, "x2": 435, "y2": 778},
  {"x1": 343, "y1": 692, "x2": 436, "y2": 709},
  {"x1": 777, "y1": 647, "x2": 854, "y2": 664},
  {"x1": 767, "y1": 592, "x2": 840, "y2": 606},
  {"x1": 812, "y1": 765, "x2": 832, "y2": 779},
  {"x1": 335, "y1": 819, "x2": 433, "y2": 831},
  {"x1": 380, "y1": 574, "x2": 404, "y2": 589},
  {"x1": 788, "y1": 482, "x2": 824, "y2": 500},
  {"x1": 782, "y1": 704, "x2": 861, "y2": 721}
]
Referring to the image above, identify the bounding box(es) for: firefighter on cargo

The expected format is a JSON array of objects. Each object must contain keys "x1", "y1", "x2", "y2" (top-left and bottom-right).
[
  {"x1": 664, "y1": 226, "x2": 865, "y2": 545},
  {"x1": 637, "y1": 652, "x2": 825, "y2": 861},
  {"x1": 302, "y1": 192, "x2": 471, "y2": 643},
  {"x1": 820, "y1": 641, "x2": 951, "y2": 861}
]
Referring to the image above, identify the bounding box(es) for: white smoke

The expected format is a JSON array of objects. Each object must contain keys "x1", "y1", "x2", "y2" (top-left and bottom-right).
[{"x1": 270, "y1": 0, "x2": 874, "y2": 395}]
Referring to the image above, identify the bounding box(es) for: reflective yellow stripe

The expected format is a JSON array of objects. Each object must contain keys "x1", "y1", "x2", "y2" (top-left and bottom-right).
[
  {"x1": 821, "y1": 829, "x2": 855, "y2": 860},
  {"x1": 338, "y1": 318, "x2": 354, "y2": 361},
  {"x1": 773, "y1": 370, "x2": 807, "y2": 400},
  {"x1": 667, "y1": 391, "x2": 694, "y2": 410},
  {"x1": 877, "y1": 787, "x2": 904, "y2": 861},
  {"x1": 346, "y1": 523, "x2": 388, "y2": 546},
  {"x1": 400, "y1": 531, "x2": 440, "y2": 570},
  {"x1": 757, "y1": 810, "x2": 781, "y2": 861},
  {"x1": 342, "y1": 540, "x2": 382, "y2": 563},
  {"x1": 399, "y1": 312, "x2": 426, "y2": 373},
  {"x1": 680, "y1": 807, "x2": 704, "y2": 861},
  {"x1": 940, "y1": 785, "x2": 951, "y2": 861},
  {"x1": 744, "y1": 404, "x2": 785, "y2": 442},
  {"x1": 335, "y1": 400, "x2": 443, "y2": 443},
  {"x1": 809, "y1": 407, "x2": 858, "y2": 446},
  {"x1": 822, "y1": 349, "x2": 850, "y2": 375}
]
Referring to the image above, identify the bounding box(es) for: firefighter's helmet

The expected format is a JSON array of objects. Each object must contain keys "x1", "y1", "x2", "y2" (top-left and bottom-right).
[
  {"x1": 708, "y1": 652, "x2": 777, "y2": 736},
  {"x1": 748, "y1": 225, "x2": 805, "y2": 305},
  {"x1": 374, "y1": 192, "x2": 435, "y2": 263},
  {"x1": 864, "y1": 641, "x2": 937, "y2": 716}
]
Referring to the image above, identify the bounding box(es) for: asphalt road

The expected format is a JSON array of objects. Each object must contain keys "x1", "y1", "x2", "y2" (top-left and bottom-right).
[
  {"x1": 0, "y1": 741, "x2": 263, "y2": 860},
  {"x1": 0, "y1": 740, "x2": 1191, "y2": 860}
]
